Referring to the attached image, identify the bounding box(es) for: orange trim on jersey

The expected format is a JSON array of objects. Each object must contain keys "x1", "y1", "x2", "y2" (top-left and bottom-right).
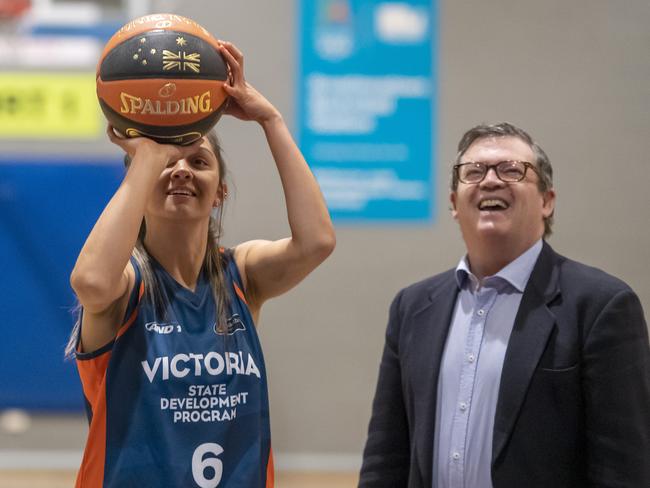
[
  {"x1": 75, "y1": 282, "x2": 144, "y2": 487},
  {"x1": 116, "y1": 281, "x2": 145, "y2": 339},
  {"x1": 221, "y1": 246, "x2": 248, "y2": 304},
  {"x1": 75, "y1": 351, "x2": 112, "y2": 488},
  {"x1": 266, "y1": 447, "x2": 275, "y2": 488},
  {"x1": 233, "y1": 282, "x2": 248, "y2": 305}
]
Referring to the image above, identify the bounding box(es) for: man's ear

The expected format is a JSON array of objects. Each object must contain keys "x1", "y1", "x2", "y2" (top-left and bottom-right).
[
  {"x1": 542, "y1": 187, "x2": 555, "y2": 218},
  {"x1": 450, "y1": 191, "x2": 458, "y2": 219}
]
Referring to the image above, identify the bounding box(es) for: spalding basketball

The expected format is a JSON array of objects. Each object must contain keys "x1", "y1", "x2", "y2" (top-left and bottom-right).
[{"x1": 96, "y1": 13, "x2": 228, "y2": 145}]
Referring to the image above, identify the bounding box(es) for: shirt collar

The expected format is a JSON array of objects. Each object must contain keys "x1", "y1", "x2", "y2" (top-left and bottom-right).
[{"x1": 455, "y1": 239, "x2": 543, "y2": 293}]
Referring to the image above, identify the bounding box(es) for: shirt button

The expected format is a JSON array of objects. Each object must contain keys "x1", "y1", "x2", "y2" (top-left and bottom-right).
[
  {"x1": 459, "y1": 402, "x2": 468, "y2": 411},
  {"x1": 477, "y1": 309, "x2": 485, "y2": 316},
  {"x1": 467, "y1": 354, "x2": 476, "y2": 363},
  {"x1": 452, "y1": 452, "x2": 461, "y2": 461}
]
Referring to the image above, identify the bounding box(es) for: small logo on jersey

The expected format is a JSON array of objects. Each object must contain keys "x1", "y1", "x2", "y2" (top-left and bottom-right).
[
  {"x1": 145, "y1": 322, "x2": 182, "y2": 334},
  {"x1": 214, "y1": 314, "x2": 246, "y2": 335}
]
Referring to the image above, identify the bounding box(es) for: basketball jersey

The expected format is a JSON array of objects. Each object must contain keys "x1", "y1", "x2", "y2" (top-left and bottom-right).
[{"x1": 75, "y1": 250, "x2": 273, "y2": 487}]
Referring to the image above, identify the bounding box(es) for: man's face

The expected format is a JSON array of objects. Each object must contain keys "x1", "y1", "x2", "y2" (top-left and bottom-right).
[{"x1": 450, "y1": 136, "x2": 555, "y2": 255}]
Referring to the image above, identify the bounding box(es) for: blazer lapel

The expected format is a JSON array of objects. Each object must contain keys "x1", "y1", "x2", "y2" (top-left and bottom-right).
[
  {"x1": 410, "y1": 271, "x2": 459, "y2": 488},
  {"x1": 492, "y1": 243, "x2": 561, "y2": 463}
]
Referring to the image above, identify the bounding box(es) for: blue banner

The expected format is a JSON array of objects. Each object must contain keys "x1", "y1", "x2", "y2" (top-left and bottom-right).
[
  {"x1": 0, "y1": 159, "x2": 123, "y2": 410},
  {"x1": 298, "y1": 0, "x2": 437, "y2": 222}
]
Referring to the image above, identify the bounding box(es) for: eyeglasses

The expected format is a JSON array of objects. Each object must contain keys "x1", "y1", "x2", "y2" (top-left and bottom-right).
[{"x1": 453, "y1": 160, "x2": 540, "y2": 184}]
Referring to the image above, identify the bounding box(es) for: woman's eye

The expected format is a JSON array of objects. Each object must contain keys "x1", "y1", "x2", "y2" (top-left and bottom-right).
[{"x1": 194, "y1": 159, "x2": 208, "y2": 166}]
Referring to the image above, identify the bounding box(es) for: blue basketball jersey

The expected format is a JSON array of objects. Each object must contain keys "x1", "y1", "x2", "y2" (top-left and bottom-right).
[{"x1": 75, "y1": 250, "x2": 273, "y2": 488}]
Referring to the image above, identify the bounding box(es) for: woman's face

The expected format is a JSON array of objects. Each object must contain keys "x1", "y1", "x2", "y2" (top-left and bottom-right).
[{"x1": 146, "y1": 139, "x2": 224, "y2": 223}]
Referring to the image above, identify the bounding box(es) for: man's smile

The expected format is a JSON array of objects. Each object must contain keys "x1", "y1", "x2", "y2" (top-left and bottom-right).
[{"x1": 478, "y1": 197, "x2": 509, "y2": 211}]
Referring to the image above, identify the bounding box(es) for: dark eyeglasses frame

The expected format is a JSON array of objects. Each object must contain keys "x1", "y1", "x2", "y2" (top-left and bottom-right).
[{"x1": 453, "y1": 160, "x2": 540, "y2": 184}]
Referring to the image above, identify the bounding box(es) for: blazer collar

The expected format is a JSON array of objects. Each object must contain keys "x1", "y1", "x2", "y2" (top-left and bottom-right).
[{"x1": 492, "y1": 241, "x2": 561, "y2": 463}]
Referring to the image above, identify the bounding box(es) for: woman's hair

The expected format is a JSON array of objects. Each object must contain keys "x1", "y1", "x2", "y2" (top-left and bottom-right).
[{"x1": 65, "y1": 130, "x2": 230, "y2": 357}]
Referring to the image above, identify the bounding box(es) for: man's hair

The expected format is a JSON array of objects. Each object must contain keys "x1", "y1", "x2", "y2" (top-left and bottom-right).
[{"x1": 451, "y1": 122, "x2": 554, "y2": 237}]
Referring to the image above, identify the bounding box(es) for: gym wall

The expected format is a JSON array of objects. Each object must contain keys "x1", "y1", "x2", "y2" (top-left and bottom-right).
[{"x1": 1, "y1": 0, "x2": 648, "y2": 466}]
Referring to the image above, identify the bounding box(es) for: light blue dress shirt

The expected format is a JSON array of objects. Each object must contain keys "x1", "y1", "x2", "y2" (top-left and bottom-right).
[{"x1": 433, "y1": 239, "x2": 543, "y2": 488}]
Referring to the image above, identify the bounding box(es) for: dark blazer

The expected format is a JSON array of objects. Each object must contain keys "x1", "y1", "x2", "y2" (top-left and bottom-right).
[{"x1": 359, "y1": 242, "x2": 650, "y2": 488}]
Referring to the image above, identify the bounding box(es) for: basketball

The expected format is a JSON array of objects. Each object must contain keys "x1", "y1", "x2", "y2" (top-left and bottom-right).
[{"x1": 96, "y1": 13, "x2": 229, "y2": 145}]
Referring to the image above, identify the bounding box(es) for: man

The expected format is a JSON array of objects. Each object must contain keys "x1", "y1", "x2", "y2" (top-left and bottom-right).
[{"x1": 359, "y1": 123, "x2": 650, "y2": 487}]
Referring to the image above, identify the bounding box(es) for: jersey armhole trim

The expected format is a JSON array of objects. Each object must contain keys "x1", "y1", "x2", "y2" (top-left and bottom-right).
[
  {"x1": 222, "y1": 246, "x2": 249, "y2": 304},
  {"x1": 76, "y1": 334, "x2": 114, "y2": 360},
  {"x1": 116, "y1": 280, "x2": 144, "y2": 339}
]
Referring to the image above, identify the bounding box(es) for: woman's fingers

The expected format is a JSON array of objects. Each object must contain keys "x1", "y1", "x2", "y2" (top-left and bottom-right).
[
  {"x1": 218, "y1": 41, "x2": 244, "y2": 86},
  {"x1": 225, "y1": 41, "x2": 244, "y2": 68},
  {"x1": 106, "y1": 125, "x2": 119, "y2": 140},
  {"x1": 220, "y1": 46, "x2": 242, "y2": 85},
  {"x1": 218, "y1": 40, "x2": 244, "y2": 65}
]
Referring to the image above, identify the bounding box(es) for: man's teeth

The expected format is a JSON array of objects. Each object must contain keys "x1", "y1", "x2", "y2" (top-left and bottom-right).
[
  {"x1": 479, "y1": 199, "x2": 508, "y2": 210},
  {"x1": 170, "y1": 190, "x2": 192, "y2": 196}
]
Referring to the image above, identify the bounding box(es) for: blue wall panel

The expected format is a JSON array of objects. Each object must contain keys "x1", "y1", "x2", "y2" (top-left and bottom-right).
[{"x1": 0, "y1": 159, "x2": 123, "y2": 410}]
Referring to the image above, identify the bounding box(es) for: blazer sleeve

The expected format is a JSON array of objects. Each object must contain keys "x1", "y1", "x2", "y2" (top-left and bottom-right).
[
  {"x1": 359, "y1": 290, "x2": 411, "y2": 487},
  {"x1": 582, "y1": 288, "x2": 650, "y2": 486}
]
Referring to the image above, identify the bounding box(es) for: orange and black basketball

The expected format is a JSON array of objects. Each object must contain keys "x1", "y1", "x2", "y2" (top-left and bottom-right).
[{"x1": 96, "y1": 13, "x2": 229, "y2": 145}]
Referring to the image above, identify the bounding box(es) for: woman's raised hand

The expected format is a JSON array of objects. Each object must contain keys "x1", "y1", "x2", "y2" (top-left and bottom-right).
[{"x1": 218, "y1": 41, "x2": 280, "y2": 125}]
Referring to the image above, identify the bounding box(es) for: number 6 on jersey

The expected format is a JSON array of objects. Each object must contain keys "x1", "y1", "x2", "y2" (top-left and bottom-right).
[{"x1": 192, "y1": 443, "x2": 224, "y2": 487}]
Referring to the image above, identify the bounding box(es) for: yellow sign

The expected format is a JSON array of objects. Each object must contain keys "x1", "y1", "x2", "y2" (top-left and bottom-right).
[{"x1": 0, "y1": 73, "x2": 100, "y2": 138}]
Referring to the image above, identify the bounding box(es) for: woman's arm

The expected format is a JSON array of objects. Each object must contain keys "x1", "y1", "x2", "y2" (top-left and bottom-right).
[
  {"x1": 70, "y1": 130, "x2": 202, "y2": 348},
  {"x1": 219, "y1": 41, "x2": 335, "y2": 312}
]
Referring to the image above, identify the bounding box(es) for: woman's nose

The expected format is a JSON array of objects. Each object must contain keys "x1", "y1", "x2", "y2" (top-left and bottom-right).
[{"x1": 171, "y1": 159, "x2": 192, "y2": 179}]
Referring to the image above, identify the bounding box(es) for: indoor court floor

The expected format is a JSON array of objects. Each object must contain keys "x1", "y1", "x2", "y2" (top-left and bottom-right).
[
  {"x1": 0, "y1": 470, "x2": 358, "y2": 488},
  {"x1": 0, "y1": 413, "x2": 358, "y2": 487}
]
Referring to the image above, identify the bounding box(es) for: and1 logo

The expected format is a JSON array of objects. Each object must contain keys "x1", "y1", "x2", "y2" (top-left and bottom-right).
[
  {"x1": 145, "y1": 322, "x2": 182, "y2": 334},
  {"x1": 213, "y1": 314, "x2": 246, "y2": 335}
]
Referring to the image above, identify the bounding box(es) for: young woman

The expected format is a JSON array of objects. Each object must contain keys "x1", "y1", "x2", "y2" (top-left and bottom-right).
[{"x1": 68, "y1": 41, "x2": 335, "y2": 488}]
